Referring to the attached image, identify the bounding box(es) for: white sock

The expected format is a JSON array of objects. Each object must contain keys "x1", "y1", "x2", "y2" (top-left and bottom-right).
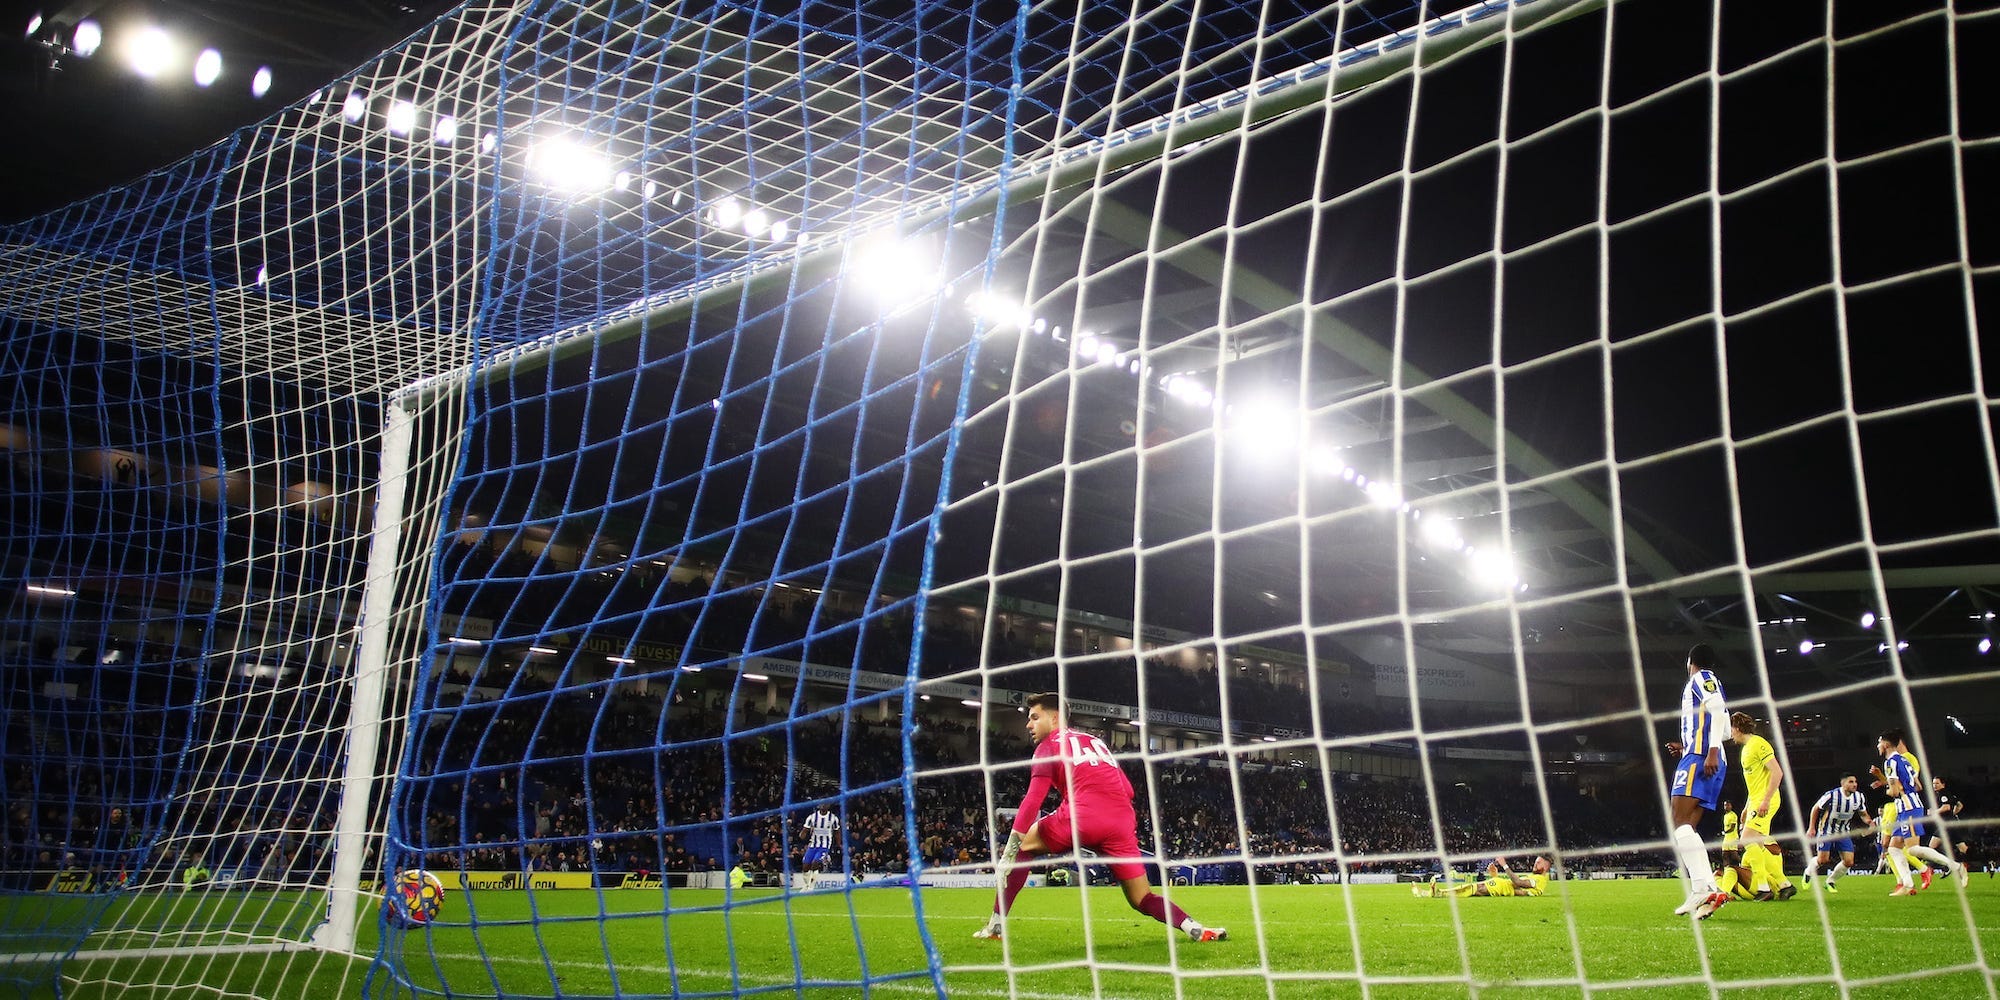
[
  {"x1": 1890, "y1": 847, "x2": 1913, "y2": 887},
  {"x1": 1180, "y1": 918, "x2": 1201, "y2": 937},
  {"x1": 1804, "y1": 856, "x2": 1820, "y2": 880},
  {"x1": 1672, "y1": 825, "x2": 1715, "y2": 893},
  {"x1": 1907, "y1": 844, "x2": 1955, "y2": 871},
  {"x1": 1829, "y1": 860, "x2": 1847, "y2": 885}
]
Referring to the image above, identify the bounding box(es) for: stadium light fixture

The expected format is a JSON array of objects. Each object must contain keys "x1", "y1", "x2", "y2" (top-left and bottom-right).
[
  {"x1": 770, "y1": 220, "x2": 790, "y2": 242},
  {"x1": 251, "y1": 65, "x2": 271, "y2": 98},
  {"x1": 680, "y1": 665, "x2": 703, "y2": 673},
  {"x1": 742, "y1": 207, "x2": 770, "y2": 237},
  {"x1": 433, "y1": 115, "x2": 458, "y2": 145},
  {"x1": 342, "y1": 90, "x2": 367, "y2": 123},
  {"x1": 1421, "y1": 515, "x2": 1459, "y2": 550},
  {"x1": 1797, "y1": 639, "x2": 1815, "y2": 654},
  {"x1": 447, "y1": 636, "x2": 482, "y2": 648},
  {"x1": 386, "y1": 100, "x2": 418, "y2": 136},
  {"x1": 1468, "y1": 548, "x2": 1518, "y2": 590},
  {"x1": 25, "y1": 13, "x2": 41, "y2": 37},
  {"x1": 713, "y1": 197, "x2": 743, "y2": 230},
  {"x1": 73, "y1": 19, "x2": 101, "y2": 56},
  {"x1": 192, "y1": 48, "x2": 221, "y2": 87},
  {"x1": 1981, "y1": 638, "x2": 1992, "y2": 655},
  {"x1": 1228, "y1": 397, "x2": 1298, "y2": 461},
  {"x1": 845, "y1": 234, "x2": 942, "y2": 307},
  {"x1": 479, "y1": 132, "x2": 497, "y2": 154},
  {"x1": 1860, "y1": 610, "x2": 1876, "y2": 629},
  {"x1": 24, "y1": 583, "x2": 76, "y2": 597},
  {"x1": 642, "y1": 179, "x2": 658, "y2": 199},
  {"x1": 960, "y1": 699, "x2": 981, "y2": 707},
  {"x1": 527, "y1": 134, "x2": 614, "y2": 194},
  {"x1": 1365, "y1": 480, "x2": 1400, "y2": 509},
  {"x1": 742, "y1": 672, "x2": 769, "y2": 682},
  {"x1": 606, "y1": 655, "x2": 636, "y2": 665},
  {"x1": 125, "y1": 26, "x2": 175, "y2": 79},
  {"x1": 527, "y1": 646, "x2": 558, "y2": 655},
  {"x1": 254, "y1": 265, "x2": 268, "y2": 285}
]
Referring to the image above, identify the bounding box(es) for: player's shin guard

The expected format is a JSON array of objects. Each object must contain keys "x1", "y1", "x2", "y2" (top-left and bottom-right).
[
  {"x1": 1137, "y1": 892, "x2": 1193, "y2": 934},
  {"x1": 1672, "y1": 825, "x2": 1715, "y2": 893},
  {"x1": 995, "y1": 852, "x2": 1036, "y2": 915}
]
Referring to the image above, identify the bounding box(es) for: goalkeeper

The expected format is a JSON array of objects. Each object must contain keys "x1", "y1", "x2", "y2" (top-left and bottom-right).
[{"x1": 975, "y1": 693, "x2": 1225, "y2": 943}]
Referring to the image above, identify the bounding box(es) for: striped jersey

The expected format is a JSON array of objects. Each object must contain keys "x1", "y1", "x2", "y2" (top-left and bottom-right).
[
  {"x1": 1680, "y1": 669, "x2": 1726, "y2": 757},
  {"x1": 803, "y1": 809, "x2": 840, "y2": 848},
  {"x1": 1811, "y1": 788, "x2": 1869, "y2": 835},
  {"x1": 1884, "y1": 750, "x2": 1923, "y2": 813}
]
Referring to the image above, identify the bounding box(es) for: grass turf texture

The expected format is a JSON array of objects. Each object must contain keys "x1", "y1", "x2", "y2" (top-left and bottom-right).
[{"x1": 15, "y1": 879, "x2": 2000, "y2": 999}]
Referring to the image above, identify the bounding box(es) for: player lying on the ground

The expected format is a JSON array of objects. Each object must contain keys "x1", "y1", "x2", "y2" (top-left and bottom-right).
[
  {"x1": 1416, "y1": 857, "x2": 1552, "y2": 897},
  {"x1": 976, "y1": 692, "x2": 1225, "y2": 943}
]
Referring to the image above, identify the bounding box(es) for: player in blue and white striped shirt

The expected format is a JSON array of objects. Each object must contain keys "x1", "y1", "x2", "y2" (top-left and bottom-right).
[
  {"x1": 1665, "y1": 643, "x2": 1730, "y2": 919},
  {"x1": 1803, "y1": 775, "x2": 1869, "y2": 892}
]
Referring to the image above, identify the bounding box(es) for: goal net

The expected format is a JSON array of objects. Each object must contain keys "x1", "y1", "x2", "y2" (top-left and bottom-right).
[{"x1": 2, "y1": 0, "x2": 1996, "y2": 997}]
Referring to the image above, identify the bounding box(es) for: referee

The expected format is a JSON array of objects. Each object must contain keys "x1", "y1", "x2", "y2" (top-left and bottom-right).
[{"x1": 1930, "y1": 776, "x2": 1969, "y2": 861}]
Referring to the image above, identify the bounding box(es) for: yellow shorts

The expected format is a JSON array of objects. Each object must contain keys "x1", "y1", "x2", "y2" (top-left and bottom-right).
[
  {"x1": 1743, "y1": 799, "x2": 1780, "y2": 838},
  {"x1": 1485, "y1": 877, "x2": 1515, "y2": 897}
]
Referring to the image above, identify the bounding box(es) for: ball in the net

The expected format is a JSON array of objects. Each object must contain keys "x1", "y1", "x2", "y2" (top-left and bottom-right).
[{"x1": 385, "y1": 869, "x2": 446, "y2": 928}]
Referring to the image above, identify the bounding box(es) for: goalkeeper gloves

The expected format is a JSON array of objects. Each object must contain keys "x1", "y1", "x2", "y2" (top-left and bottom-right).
[{"x1": 1000, "y1": 831, "x2": 1022, "y2": 866}]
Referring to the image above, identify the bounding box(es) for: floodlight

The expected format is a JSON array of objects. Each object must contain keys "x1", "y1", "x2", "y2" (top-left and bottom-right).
[
  {"x1": 614, "y1": 171, "x2": 632, "y2": 192},
  {"x1": 26, "y1": 13, "x2": 41, "y2": 37},
  {"x1": 960, "y1": 699, "x2": 981, "y2": 708},
  {"x1": 125, "y1": 26, "x2": 175, "y2": 79},
  {"x1": 385, "y1": 100, "x2": 417, "y2": 135},
  {"x1": 1981, "y1": 638, "x2": 1992, "y2": 655},
  {"x1": 342, "y1": 90, "x2": 367, "y2": 123},
  {"x1": 251, "y1": 65, "x2": 271, "y2": 97},
  {"x1": 479, "y1": 132, "x2": 496, "y2": 154},
  {"x1": 845, "y1": 234, "x2": 942, "y2": 307},
  {"x1": 1468, "y1": 548, "x2": 1517, "y2": 589},
  {"x1": 1227, "y1": 397, "x2": 1299, "y2": 461},
  {"x1": 770, "y1": 220, "x2": 789, "y2": 242},
  {"x1": 192, "y1": 48, "x2": 221, "y2": 87},
  {"x1": 1797, "y1": 639, "x2": 1815, "y2": 654},
  {"x1": 254, "y1": 265, "x2": 268, "y2": 286},
  {"x1": 1095, "y1": 340, "x2": 1119, "y2": 366},
  {"x1": 966, "y1": 290, "x2": 1032, "y2": 331},
  {"x1": 714, "y1": 197, "x2": 742, "y2": 229},
  {"x1": 1860, "y1": 610, "x2": 1876, "y2": 629},
  {"x1": 527, "y1": 134, "x2": 614, "y2": 194},
  {"x1": 1309, "y1": 447, "x2": 1343, "y2": 476},
  {"x1": 1421, "y1": 515, "x2": 1459, "y2": 549},
  {"x1": 1365, "y1": 480, "x2": 1400, "y2": 509},
  {"x1": 742, "y1": 208, "x2": 770, "y2": 237},
  {"x1": 73, "y1": 20, "x2": 101, "y2": 56},
  {"x1": 642, "y1": 179, "x2": 658, "y2": 199},
  {"x1": 433, "y1": 115, "x2": 458, "y2": 145}
]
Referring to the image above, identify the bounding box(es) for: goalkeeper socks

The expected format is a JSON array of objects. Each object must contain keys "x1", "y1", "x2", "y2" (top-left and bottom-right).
[
  {"x1": 1671, "y1": 825, "x2": 1715, "y2": 893},
  {"x1": 1136, "y1": 893, "x2": 1193, "y2": 933},
  {"x1": 994, "y1": 851, "x2": 1036, "y2": 915}
]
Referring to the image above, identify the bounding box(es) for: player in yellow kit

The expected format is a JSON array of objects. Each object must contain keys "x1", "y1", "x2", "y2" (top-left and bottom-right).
[
  {"x1": 1419, "y1": 857, "x2": 1552, "y2": 897},
  {"x1": 1729, "y1": 712, "x2": 1796, "y2": 900}
]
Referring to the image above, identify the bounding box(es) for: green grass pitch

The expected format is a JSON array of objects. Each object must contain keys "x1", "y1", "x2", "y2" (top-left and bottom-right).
[{"x1": 26, "y1": 878, "x2": 2000, "y2": 999}]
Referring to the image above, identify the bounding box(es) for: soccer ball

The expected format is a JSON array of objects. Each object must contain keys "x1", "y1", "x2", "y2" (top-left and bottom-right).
[{"x1": 384, "y1": 869, "x2": 446, "y2": 928}]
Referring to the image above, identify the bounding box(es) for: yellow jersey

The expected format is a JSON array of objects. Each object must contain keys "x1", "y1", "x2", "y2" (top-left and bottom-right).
[
  {"x1": 1739, "y1": 734, "x2": 1779, "y2": 809},
  {"x1": 1721, "y1": 810, "x2": 1739, "y2": 847}
]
